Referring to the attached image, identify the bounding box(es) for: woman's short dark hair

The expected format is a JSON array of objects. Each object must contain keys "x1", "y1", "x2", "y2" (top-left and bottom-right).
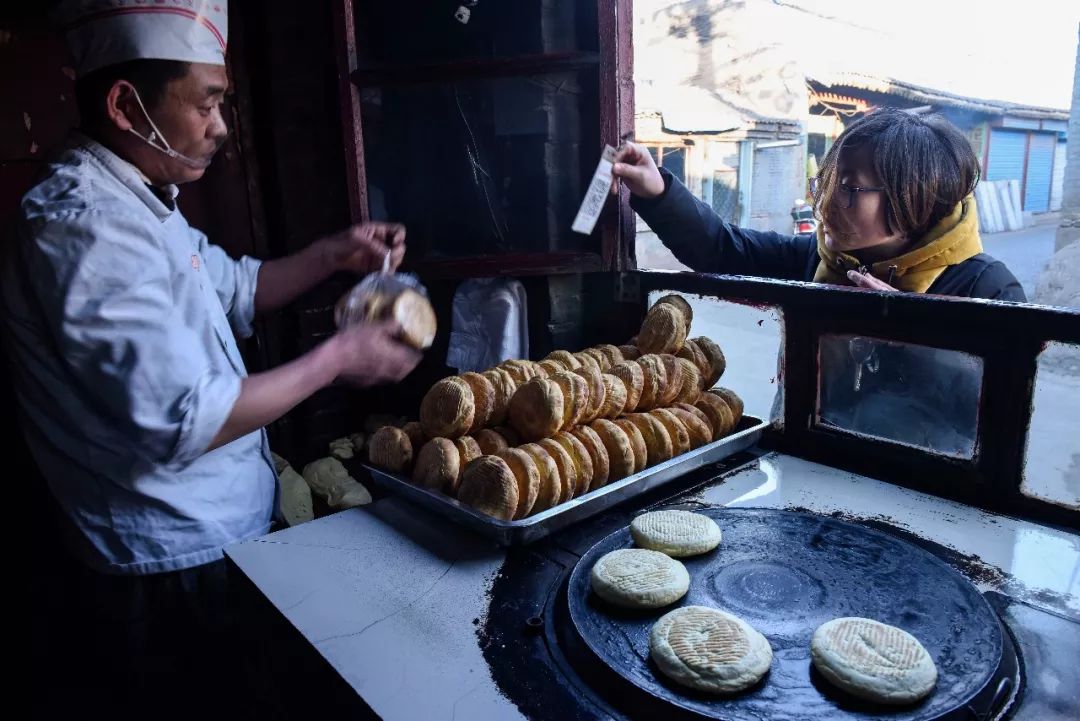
[
  {"x1": 813, "y1": 107, "x2": 981, "y2": 242},
  {"x1": 75, "y1": 59, "x2": 190, "y2": 131}
]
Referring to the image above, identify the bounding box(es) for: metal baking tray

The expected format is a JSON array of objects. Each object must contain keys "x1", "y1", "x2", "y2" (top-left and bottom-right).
[{"x1": 361, "y1": 415, "x2": 768, "y2": 545}]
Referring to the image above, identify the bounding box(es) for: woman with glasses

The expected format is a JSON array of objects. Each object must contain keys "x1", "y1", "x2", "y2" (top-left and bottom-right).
[{"x1": 612, "y1": 107, "x2": 1024, "y2": 301}]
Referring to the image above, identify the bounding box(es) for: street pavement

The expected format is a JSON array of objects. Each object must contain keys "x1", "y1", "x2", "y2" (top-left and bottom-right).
[{"x1": 981, "y1": 213, "x2": 1061, "y2": 301}]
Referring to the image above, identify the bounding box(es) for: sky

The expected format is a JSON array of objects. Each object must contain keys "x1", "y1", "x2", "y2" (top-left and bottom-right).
[
  {"x1": 788, "y1": 0, "x2": 1079, "y2": 109},
  {"x1": 635, "y1": 0, "x2": 1080, "y2": 110}
]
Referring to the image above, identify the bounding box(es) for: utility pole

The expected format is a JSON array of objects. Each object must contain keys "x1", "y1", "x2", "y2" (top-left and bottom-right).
[{"x1": 1054, "y1": 27, "x2": 1080, "y2": 252}]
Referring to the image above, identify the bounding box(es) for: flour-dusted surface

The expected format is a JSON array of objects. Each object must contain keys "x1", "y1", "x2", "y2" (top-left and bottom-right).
[{"x1": 226, "y1": 498, "x2": 520, "y2": 721}]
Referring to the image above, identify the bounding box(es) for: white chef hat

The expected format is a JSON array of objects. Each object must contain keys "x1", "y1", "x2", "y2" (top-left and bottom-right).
[{"x1": 59, "y1": 0, "x2": 228, "y2": 77}]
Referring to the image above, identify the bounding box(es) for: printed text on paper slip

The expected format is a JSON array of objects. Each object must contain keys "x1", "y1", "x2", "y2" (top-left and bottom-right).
[{"x1": 571, "y1": 145, "x2": 617, "y2": 235}]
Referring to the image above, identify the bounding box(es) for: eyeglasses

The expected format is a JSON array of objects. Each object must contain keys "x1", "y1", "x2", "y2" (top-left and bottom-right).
[{"x1": 810, "y1": 177, "x2": 886, "y2": 209}]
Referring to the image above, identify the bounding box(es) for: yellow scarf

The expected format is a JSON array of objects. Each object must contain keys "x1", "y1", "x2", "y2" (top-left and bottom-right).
[{"x1": 813, "y1": 195, "x2": 983, "y2": 293}]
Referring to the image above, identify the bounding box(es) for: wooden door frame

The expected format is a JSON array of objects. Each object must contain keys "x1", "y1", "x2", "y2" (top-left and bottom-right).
[{"x1": 329, "y1": 0, "x2": 635, "y2": 276}]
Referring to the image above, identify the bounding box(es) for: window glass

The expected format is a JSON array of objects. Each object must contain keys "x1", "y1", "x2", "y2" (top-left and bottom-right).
[
  {"x1": 1022, "y1": 341, "x2": 1080, "y2": 509},
  {"x1": 817, "y1": 334, "x2": 983, "y2": 459},
  {"x1": 648, "y1": 291, "x2": 784, "y2": 422},
  {"x1": 362, "y1": 72, "x2": 600, "y2": 259},
  {"x1": 355, "y1": 1, "x2": 598, "y2": 65}
]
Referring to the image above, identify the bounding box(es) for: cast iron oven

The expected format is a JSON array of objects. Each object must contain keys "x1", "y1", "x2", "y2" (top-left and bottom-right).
[
  {"x1": 482, "y1": 504, "x2": 1020, "y2": 721},
  {"x1": 566, "y1": 508, "x2": 1016, "y2": 720}
]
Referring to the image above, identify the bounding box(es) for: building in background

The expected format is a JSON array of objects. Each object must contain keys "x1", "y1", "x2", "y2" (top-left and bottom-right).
[
  {"x1": 632, "y1": 0, "x2": 1075, "y2": 269},
  {"x1": 633, "y1": 0, "x2": 808, "y2": 269},
  {"x1": 807, "y1": 75, "x2": 1068, "y2": 215}
]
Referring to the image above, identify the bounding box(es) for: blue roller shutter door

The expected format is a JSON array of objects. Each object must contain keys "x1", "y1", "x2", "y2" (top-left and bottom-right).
[
  {"x1": 1023, "y1": 132, "x2": 1055, "y2": 213},
  {"x1": 986, "y1": 129, "x2": 1026, "y2": 183}
]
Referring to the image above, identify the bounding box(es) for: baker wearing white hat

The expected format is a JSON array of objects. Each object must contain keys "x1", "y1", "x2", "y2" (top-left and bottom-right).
[
  {"x1": 4, "y1": 2, "x2": 419, "y2": 714},
  {"x1": 62, "y1": 0, "x2": 233, "y2": 180}
]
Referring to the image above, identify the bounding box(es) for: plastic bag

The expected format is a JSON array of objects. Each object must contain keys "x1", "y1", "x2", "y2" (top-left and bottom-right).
[
  {"x1": 333, "y1": 262, "x2": 437, "y2": 349},
  {"x1": 334, "y1": 271, "x2": 428, "y2": 328}
]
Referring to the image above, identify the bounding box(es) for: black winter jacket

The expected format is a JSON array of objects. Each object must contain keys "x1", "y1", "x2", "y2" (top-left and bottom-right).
[{"x1": 632, "y1": 169, "x2": 1026, "y2": 302}]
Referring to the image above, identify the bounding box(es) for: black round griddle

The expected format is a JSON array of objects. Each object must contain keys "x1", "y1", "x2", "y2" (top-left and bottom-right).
[{"x1": 566, "y1": 508, "x2": 1014, "y2": 721}]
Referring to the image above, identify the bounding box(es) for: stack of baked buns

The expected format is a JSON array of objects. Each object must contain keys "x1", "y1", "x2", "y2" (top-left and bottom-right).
[{"x1": 367, "y1": 294, "x2": 746, "y2": 521}]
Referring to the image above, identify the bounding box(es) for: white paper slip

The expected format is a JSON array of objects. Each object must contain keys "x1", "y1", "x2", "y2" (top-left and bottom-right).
[{"x1": 571, "y1": 144, "x2": 617, "y2": 235}]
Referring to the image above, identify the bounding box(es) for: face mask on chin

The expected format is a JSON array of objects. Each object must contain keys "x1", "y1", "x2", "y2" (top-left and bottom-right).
[{"x1": 126, "y1": 85, "x2": 225, "y2": 171}]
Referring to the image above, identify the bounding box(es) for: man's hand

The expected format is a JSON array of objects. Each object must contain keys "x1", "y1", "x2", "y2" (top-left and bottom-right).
[
  {"x1": 610, "y1": 142, "x2": 666, "y2": 199},
  {"x1": 320, "y1": 222, "x2": 407, "y2": 275},
  {"x1": 254, "y1": 221, "x2": 408, "y2": 314},
  {"x1": 329, "y1": 320, "x2": 422, "y2": 387},
  {"x1": 208, "y1": 319, "x2": 421, "y2": 452},
  {"x1": 847, "y1": 270, "x2": 899, "y2": 292}
]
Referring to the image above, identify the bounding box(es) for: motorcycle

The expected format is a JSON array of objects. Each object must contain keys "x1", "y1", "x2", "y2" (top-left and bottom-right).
[{"x1": 791, "y1": 198, "x2": 817, "y2": 240}]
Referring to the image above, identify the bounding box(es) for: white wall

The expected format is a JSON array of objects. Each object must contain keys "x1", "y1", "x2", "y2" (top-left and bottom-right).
[
  {"x1": 1051, "y1": 139, "x2": 1067, "y2": 212},
  {"x1": 750, "y1": 142, "x2": 806, "y2": 234}
]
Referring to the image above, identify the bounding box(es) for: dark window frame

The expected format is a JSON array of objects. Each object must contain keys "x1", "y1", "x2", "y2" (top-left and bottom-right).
[
  {"x1": 634, "y1": 271, "x2": 1080, "y2": 530},
  {"x1": 330, "y1": 0, "x2": 636, "y2": 278}
]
